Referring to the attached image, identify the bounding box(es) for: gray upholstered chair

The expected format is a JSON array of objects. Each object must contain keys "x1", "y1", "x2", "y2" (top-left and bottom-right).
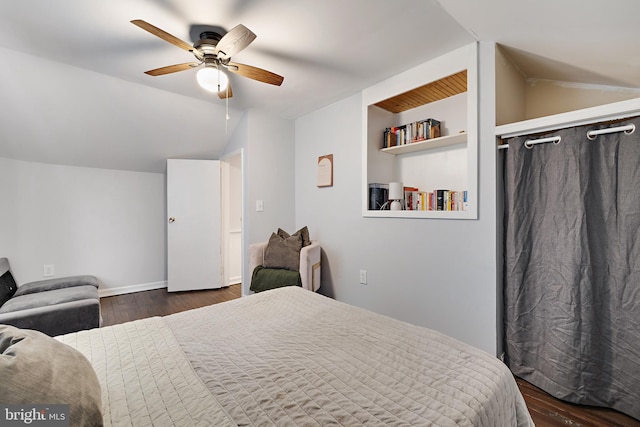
[
  {"x1": 249, "y1": 240, "x2": 321, "y2": 292},
  {"x1": 0, "y1": 258, "x2": 101, "y2": 336}
]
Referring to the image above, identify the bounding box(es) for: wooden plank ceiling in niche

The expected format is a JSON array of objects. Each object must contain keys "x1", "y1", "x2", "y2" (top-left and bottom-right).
[{"x1": 374, "y1": 70, "x2": 467, "y2": 114}]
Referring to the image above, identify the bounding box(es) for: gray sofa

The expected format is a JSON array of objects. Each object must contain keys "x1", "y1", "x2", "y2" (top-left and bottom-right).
[{"x1": 0, "y1": 258, "x2": 101, "y2": 336}]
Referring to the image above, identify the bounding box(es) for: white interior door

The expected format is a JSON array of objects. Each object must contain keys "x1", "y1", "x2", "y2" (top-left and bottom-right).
[{"x1": 167, "y1": 159, "x2": 222, "y2": 292}]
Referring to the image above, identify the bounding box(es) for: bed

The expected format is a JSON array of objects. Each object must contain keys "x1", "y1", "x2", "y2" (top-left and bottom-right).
[{"x1": 54, "y1": 286, "x2": 532, "y2": 426}]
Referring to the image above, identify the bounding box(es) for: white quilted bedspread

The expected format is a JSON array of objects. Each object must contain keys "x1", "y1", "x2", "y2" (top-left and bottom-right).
[
  {"x1": 58, "y1": 287, "x2": 532, "y2": 426},
  {"x1": 163, "y1": 287, "x2": 534, "y2": 427},
  {"x1": 57, "y1": 317, "x2": 235, "y2": 427}
]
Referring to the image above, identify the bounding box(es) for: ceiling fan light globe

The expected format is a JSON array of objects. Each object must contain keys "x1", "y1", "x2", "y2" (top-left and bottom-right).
[{"x1": 196, "y1": 67, "x2": 229, "y2": 93}]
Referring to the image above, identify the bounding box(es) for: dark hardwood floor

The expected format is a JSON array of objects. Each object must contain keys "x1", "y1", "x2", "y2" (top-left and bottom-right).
[
  {"x1": 100, "y1": 287, "x2": 639, "y2": 427},
  {"x1": 100, "y1": 284, "x2": 241, "y2": 326},
  {"x1": 515, "y1": 378, "x2": 639, "y2": 427}
]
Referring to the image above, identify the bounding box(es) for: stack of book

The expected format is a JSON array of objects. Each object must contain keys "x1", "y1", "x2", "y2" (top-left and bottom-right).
[
  {"x1": 382, "y1": 118, "x2": 441, "y2": 148},
  {"x1": 402, "y1": 186, "x2": 468, "y2": 211}
]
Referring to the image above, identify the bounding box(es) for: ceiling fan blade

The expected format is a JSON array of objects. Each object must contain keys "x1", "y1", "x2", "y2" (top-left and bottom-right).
[
  {"x1": 227, "y1": 62, "x2": 284, "y2": 86},
  {"x1": 131, "y1": 20, "x2": 195, "y2": 53},
  {"x1": 214, "y1": 24, "x2": 256, "y2": 60},
  {"x1": 218, "y1": 81, "x2": 233, "y2": 99},
  {"x1": 144, "y1": 62, "x2": 201, "y2": 76}
]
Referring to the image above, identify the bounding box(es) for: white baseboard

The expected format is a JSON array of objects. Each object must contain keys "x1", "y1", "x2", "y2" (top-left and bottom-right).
[
  {"x1": 98, "y1": 281, "x2": 167, "y2": 298},
  {"x1": 227, "y1": 276, "x2": 242, "y2": 286}
]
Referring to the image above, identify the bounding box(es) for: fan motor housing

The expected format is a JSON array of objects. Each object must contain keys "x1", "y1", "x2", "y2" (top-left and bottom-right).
[{"x1": 194, "y1": 31, "x2": 222, "y2": 55}]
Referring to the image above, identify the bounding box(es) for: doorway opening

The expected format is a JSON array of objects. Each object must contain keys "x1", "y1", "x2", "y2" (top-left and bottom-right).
[{"x1": 221, "y1": 151, "x2": 243, "y2": 287}]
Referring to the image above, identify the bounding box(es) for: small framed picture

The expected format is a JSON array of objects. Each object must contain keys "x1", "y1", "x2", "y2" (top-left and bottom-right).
[{"x1": 317, "y1": 154, "x2": 333, "y2": 187}]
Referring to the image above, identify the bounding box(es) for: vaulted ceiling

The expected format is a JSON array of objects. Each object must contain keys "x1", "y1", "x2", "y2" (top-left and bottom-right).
[{"x1": 0, "y1": 0, "x2": 638, "y2": 172}]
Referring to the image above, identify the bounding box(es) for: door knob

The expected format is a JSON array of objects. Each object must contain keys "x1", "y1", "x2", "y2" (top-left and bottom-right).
[{"x1": 168, "y1": 217, "x2": 175, "y2": 223}]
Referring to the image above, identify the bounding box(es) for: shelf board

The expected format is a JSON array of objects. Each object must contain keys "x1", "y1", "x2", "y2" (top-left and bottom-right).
[
  {"x1": 363, "y1": 209, "x2": 475, "y2": 219},
  {"x1": 380, "y1": 132, "x2": 466, "y2": 155}
]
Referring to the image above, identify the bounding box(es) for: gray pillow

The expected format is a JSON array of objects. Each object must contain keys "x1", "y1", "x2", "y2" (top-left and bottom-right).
[
  {"x1": 277, "y1": 226, "x2": 311, "y2": 247},
  {"x1": 0, "y1": 325, "x2": 103, "y2": 426},
  {"x1": 264, "y1": 232, "x2": 303, "y2": 271}
]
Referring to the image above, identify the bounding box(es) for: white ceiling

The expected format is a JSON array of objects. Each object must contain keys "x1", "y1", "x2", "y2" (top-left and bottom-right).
[
  {"x1": 0, "y1": 0, "x2": 473, "y2": 119},
  {"x1": 0, "y1": 0, "x2": 638, "y2": 172},
  {"x1": 441, "y1": 0, "x2": 640, "y2": 89}
]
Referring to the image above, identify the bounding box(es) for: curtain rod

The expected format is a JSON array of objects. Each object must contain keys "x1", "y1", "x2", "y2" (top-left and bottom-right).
[
  {"x1": 587, "y1": 124, "x2": 635, "y2": 139},
  {"x1": 498, "y1": 123, "x2": 636, "y2": 150}
]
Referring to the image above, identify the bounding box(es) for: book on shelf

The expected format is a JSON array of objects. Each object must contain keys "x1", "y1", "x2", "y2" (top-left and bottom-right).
[
  {"x1": 428, "y1": 119, "x2": 441, "y2": 139},
  {"x1": 383, "y1": 128, "x2": 397, "y2": 148},
  {"x1": 436, "y1": 189, "x2": 445, "y2": 211},
  {"x1": 418, "y1": 191, "x2": 427, "y2": 211},
  {"x1": 403, "y1": 186, "x2": 419, "y2": 210}
]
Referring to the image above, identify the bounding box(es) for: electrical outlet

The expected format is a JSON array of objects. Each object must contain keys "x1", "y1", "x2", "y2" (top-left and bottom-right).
[
  {"x1": 359, "y1": 270, "x2": 367, "y2": 284},
  {"x1": 43, "y1": 264, "x2": 55, "y2": 277}
]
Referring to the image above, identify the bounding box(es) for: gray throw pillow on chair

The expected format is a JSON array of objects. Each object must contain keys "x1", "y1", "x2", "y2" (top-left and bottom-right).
[
  {"x1": 277, "y1": 226, "x2": 311, "y2": 247},
  {"x1": 264, "y1": 232, "x2": 303, "y2": 271}
]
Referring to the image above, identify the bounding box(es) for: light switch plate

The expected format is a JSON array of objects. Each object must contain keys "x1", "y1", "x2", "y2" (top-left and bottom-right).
[
  {"x1": 359, "y1": 270, "x2": 367, "y2": 284},
  {"x1": 43, "y1": 265, "x2": 54, "y2": 277}
]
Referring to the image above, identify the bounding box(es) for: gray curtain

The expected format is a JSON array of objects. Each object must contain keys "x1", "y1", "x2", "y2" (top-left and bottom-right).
[{"x1": 503, "y1": 116, "x2": 640, "y2": 420}]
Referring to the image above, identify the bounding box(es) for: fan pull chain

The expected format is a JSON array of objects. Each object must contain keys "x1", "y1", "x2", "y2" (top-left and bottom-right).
[
  {"x1": 213, "y1": 64, "x2": 229, "y2": 134},
  {"x1": 226, "y1": 91, "x2": 229, "y2": 134}
]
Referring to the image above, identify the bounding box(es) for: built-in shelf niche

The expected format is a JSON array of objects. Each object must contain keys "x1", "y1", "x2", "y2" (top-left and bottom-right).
[{"x1": 362, "y1": 43, "x2": 478, "y2": 219}]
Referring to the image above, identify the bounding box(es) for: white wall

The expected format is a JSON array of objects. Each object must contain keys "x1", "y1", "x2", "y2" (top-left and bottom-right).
[
  {"x1": 397, "y1": 93, "x2": 468, "y2": 192},
  {"x1": 0, "y1": 45, "x2": 245, "y2": 296},
  {"x1": 246, "y1": 109, "x2": 296, "y2": 245},
  {"x1": 223, "y1": 109, "x2": 295, "y2": 296},
  {"x1": 0, "y1": 157, "x2": 166, "y2": 294},
  {"x1": 294, "y1": 45, "x2": 499, "y2": 354},
  {"x1": 478, "y1": 42, "x2": 499, "y2": 355},
  {"x1": 496, "y1": 45, "x2": 526, "y2": 126},
  {"x1": 0, "y1": 46, "x2": 238, "y2": 174}
]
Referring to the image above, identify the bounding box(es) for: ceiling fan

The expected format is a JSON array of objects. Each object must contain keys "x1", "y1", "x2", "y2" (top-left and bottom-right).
[{"x1": 131, "y1": 19, "x2": 284, "y2": 99}]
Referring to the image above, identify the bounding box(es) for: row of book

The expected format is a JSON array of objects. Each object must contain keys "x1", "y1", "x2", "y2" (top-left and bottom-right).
[
  {"x1": 403, "y1": 187, "x2": 468, "y2": 211},
  {"x1": 382, "y1": 118, "x2": 441, "y2": 149}
]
